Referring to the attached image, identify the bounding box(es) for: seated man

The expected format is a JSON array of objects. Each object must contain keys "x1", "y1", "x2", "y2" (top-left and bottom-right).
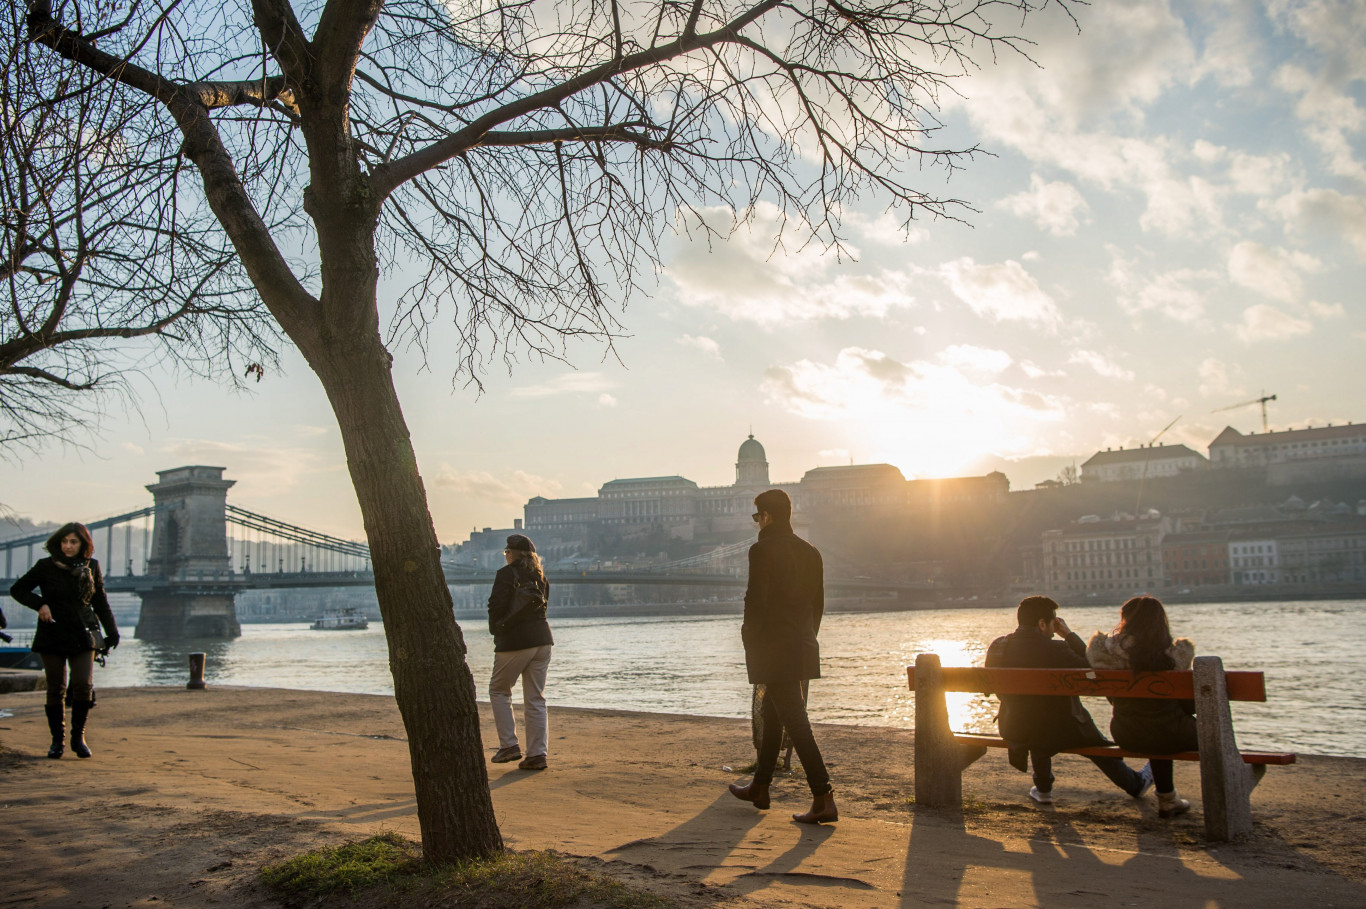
[{"x1": 985, "y1": 595, "x2": 1153, "y2": 804}]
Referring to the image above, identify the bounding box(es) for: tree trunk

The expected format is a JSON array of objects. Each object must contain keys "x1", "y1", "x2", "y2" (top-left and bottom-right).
[{"x1": 304, "y1": 324, "x2": 503, "y2": 863}]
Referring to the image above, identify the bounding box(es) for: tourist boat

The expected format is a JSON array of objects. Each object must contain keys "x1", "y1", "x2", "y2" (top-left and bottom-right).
[{"x1": 310, "y1": 608, "x2": 369, "y2": 631}]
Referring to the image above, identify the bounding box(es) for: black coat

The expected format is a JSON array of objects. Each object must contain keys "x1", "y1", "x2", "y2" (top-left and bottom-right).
[
  {"x1": 486, "y1": 562, "x2": 553, "y2": 653},
  {"x1": 741, "y1": 522, "x2": 824, "y2": 684},
  {"x1": 985, "y1": 625, "x2": 1108, "y2": 752},
  {"x1": 10, "y1": 557, "x2": 119, "y2": 656}
]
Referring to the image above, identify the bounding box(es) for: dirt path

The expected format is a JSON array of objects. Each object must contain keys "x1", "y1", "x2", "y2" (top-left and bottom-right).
[{"x1": 1, "y1": 687, "x2": 1362, "y2": 908}]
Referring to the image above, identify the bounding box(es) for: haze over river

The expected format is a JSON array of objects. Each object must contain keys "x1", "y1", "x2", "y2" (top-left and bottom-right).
[{"x1": 87, "y1": 599, "x2": 1364, "y2": 756}]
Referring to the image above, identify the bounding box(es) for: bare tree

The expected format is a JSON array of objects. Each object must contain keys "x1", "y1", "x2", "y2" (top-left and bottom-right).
[
  {"x1": 25, "y1": 0, "x2": 1074, "y2": 861},
  {"x1": 1, "y1": 8, "x2": 277, "y2": 457}
]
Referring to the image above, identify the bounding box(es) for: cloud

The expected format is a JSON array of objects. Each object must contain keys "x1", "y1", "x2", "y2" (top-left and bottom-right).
[
  {"x1": 431, "y1": 467, "x2": 560, "y2": 505},
  {"x1": 1308, "y1": 300, "x2": 1345, "y2": 318},
  {"x1": 1274, "y1": 63, "x2": 1366, "y2": 184},
  {"x1": 760, "y1": 347, "x2": 1067, "y2": 476},
  {"x1": 120, "y1": 442, "x2": 145, "y2": 455},
  {"x1": 156, "y1": 437, "x2": 336, "y2": 502},
  {"x1": 998, "y1": 174, "x2": 1090, "y2": 236},
  {"x1": 677, "y1": 334, "x2": 722, "y2": 359},
  {"x1": 1227, "y1": 241, "x2": 1321, "y2": 303},
  {"x1": 510, "y1": 372, "x2": 616, "y2": 398},
  {"x1": 934, "y1": 257, "x2": 1062, "y2": 327},
  {"x1": 1068, "y1": 350, "x2": 1135, "y2": 381},
  {"x1": 1198, "y1": 358, "x2": 1243, "y2": 398},
  {"x1": 1234, "y1": 304, "x2": 1314, "y2": 342},
  {"x1": 937, "y1": 345, "x2": 1013, "y2": 375},
  {"x1": 667, "y1": 203, "x2": 916, "y2": 324},
  {"x1": 1107, "y1": 250, "x2": 1214, "y2": 323},
  {"x1": 597, "y1": 394, "x2": 618, "y2": 408},
  {"x1": 1271, "y1": 188, "x2": 1366, "y2": 256}
]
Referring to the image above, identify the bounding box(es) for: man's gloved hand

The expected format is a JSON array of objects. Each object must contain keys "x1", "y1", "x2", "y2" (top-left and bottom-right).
[{"x1": 104, "y1": 631, "x2": 120, "y2": 650}]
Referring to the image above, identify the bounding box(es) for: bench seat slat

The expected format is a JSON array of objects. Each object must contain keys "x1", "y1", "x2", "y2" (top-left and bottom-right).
[
  {"x1": 907, "y1": 666, "x2": 1267, "y2": 702},
  {"x1": 950, "y1": 733, "x2": 1297, "y2": 765}
]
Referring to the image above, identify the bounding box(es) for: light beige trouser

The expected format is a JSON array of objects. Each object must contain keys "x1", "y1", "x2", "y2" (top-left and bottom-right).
[{"x1": 489, "y1": 645, "x2": 552, "y2": 757}]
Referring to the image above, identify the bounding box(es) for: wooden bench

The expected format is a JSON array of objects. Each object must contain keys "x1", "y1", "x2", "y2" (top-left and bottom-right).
[{"x1": 907, "y1": 653, "x2": 1296, "y2": 841}]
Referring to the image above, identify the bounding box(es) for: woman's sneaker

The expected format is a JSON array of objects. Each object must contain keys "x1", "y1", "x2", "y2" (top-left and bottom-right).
[
  {"x1": 1029, "y1": 786, "x2": 1054, "y2": 805},
  {"x1": 491, "y1": 745, "x2": 522, "y2": 763},
  {"x1": 1158, "y1": 790, "x2": 1191, "y2": 818}
]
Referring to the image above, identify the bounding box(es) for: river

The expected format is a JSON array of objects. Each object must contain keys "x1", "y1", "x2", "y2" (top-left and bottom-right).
[{"x1": 85, "y1": 599, "x2": 1364, "y2": 757}]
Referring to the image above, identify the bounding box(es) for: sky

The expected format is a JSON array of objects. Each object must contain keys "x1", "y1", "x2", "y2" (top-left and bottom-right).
[{"x1": 3, "y1": 0, "x2": 1364, "y2": 544}]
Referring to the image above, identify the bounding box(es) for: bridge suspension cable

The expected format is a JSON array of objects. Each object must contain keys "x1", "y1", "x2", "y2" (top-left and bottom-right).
[{"x1": 224, "y1": 506, "x2": 370, "y2": 574}]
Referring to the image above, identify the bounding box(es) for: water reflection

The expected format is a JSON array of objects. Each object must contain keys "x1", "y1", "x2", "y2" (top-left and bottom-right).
[{"x1": 134, "y1": 639, "x2": 238, "y2": 686}]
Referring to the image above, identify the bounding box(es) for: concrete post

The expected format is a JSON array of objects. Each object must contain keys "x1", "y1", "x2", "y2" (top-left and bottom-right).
[
  {"x1": 914, "y1": 653, "x2": 963, "y2": 808},
  {"x1": 187, "y1": 652, "x2": 207, "y2": 690},
  {"x1": 1194, "y1": 655, "x2": 1256, "y2": 841}
]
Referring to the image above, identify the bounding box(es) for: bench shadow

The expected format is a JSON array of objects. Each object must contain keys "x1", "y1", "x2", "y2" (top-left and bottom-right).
[{"x1": 901, "y1": 796, "x2": 1366, "y2": 908}]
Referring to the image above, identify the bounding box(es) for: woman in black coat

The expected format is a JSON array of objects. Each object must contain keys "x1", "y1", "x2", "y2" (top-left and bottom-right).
[
  {"x1": 1087, "y1": 595, "x2": 1197, "y2": 818},
  {"x1": 9, "y1": 522, "x2": 120, "y2": 758},
  {"x1": 485, "y1": 534, "x2": 553, "y2": 771}
]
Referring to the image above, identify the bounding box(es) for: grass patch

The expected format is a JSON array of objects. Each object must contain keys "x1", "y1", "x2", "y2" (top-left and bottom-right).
[
  {"x1": 261, "y1": 834, "x2": 680, "y2": 908},
  {"x1": 261, "y1": 832, "x2": 419, "y2": 894}
]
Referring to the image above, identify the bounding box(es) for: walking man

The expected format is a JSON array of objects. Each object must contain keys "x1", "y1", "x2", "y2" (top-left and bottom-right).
[{"x1": 728, "y1": 489, "x2": 836, "y2": 824}]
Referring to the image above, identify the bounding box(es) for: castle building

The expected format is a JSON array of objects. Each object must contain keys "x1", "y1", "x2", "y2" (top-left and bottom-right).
[
  {"x1": 506, "y1": 434, "x2": 1008, "y2": 561},
  {"x1": 1080, "y1": 444, "x2": 1207, "y2": 483},
  {"x1": 1209, "y1": 423, "x2": 1366, "y2": 484}
]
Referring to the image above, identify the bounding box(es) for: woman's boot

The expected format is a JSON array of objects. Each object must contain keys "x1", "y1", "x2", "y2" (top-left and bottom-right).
[
  {"x1": 44, "y1": 704, "x2": 65, "y2": 759},
  {"x1": 69, "y1": 700, "x2": 93, "y2": 758},
  {"x1": 1157, "y1": 790, "x2": 1191, "y2": 818}
]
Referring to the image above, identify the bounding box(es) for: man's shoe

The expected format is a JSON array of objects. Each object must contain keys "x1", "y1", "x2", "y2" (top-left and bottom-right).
[
  {"x1": 518, "y1": 754, "x2": 547, "y2": 771},
  {"x1": 491, "y1": 745, "x2": 522, "y2": 763},
  {"x1": 1132, "y1": 762, "x2": 1155, "y2": 799},
  {"x1": 728, "y1": 780, "x2": 770, "y2": 810},
  {"x1": 1029, "y1": 786, "x2": 1054, "y2": 805},
  {"x1": 793, "y1": 791, "x2": 837, "y2": 824}
]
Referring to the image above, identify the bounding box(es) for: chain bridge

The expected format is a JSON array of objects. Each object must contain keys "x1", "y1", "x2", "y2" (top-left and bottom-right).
[{"x1": 2, "y1": 466, "x2": 933, "y2": 639}]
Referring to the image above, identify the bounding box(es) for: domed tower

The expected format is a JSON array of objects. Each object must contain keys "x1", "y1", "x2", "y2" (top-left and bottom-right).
[{"x1": 735, "y1": 434, "x2": 770, "y2": 487}]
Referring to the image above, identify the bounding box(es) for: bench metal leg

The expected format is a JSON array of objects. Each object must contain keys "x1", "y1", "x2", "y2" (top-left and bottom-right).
[
  {"x1": 1194, "y1": 656, "x2": 1258, "y2": 841},
  {"x1": 915, "y1": 653, "x2": 968, "y2": 808}
]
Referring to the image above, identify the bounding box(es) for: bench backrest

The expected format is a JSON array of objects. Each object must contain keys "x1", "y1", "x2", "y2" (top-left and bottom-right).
[{"x1": 906, "y1": 666, "x2": 1267, "y2": 702}]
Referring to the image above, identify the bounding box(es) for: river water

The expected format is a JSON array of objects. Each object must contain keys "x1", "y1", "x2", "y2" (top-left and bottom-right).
[{"x1": 86, "y1": 599, "x2": 1364, "y2": 757}]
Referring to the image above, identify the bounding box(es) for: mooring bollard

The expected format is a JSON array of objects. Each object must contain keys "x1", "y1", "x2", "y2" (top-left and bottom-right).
[{"x1": 187, "y1": 652, "x2": 207, "y2": 690}]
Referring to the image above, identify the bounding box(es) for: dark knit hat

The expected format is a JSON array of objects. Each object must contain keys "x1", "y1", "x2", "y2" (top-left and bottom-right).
[{"x1": 505, "y1": 533, "x2": 536, "y2": 553}]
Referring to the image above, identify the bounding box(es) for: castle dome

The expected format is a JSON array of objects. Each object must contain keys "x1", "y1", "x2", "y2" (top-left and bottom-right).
[
  {"x1": 738, "y1": 434, "x2": 766, "y2": 462},
  {"x1": 735, "y1": 434, "x2": 770, "y2": 487}
]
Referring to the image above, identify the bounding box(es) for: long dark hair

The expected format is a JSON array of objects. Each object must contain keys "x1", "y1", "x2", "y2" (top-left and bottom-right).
[
  {"x1": 1114, "y1": 595, "x2": 1175, "y2": 671},
  {"x1": 45, "y1": 522, "x2": 94, "y2": 560}
]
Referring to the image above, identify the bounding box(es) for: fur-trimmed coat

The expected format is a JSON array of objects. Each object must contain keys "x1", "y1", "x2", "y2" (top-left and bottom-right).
[{"x1": 1086, "y1": 631, "x2": 1198, "y2": 754}]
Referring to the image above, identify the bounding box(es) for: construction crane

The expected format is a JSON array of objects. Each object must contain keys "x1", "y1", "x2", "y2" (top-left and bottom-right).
[{"x1": 1212, "y1": 392, "x2": 1277, "y2": 432}]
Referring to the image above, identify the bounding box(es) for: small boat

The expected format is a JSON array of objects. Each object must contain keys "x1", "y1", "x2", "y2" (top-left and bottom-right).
[
  {"x1": 310, "y1": 608, "x2": 369, "y2": 631},
  {"x1": 0, "y1": 632, "x2": 42, "y2": 670}
]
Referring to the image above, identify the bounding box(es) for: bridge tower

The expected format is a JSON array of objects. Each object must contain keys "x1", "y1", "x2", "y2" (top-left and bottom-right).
[{"x1": 135, "y1": 466, "x2": 242, "y2": 639}]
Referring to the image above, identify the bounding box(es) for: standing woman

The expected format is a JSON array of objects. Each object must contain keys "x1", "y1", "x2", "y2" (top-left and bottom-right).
[
  {"x1": 486, "y1": 534, "x2": 552, "y2": 771},
  {"x1": 9, "y1": 522, "x2": 120, "y2": 758},
  {"x1": 1087, "y1": 595, "x2": 1196, "y2": 817}
]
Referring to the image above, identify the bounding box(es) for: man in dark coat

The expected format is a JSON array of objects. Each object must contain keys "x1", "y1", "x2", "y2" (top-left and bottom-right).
[
  {"x1": 728, "y1": 489, "x2": 836, "y2": 824},
  {"x1": 986, "y1": 596, "x2": 1152, "y2": 804}
]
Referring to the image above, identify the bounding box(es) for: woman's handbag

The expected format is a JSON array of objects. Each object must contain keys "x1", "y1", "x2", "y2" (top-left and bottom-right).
[
  {"x1": 496, "y1": 577, "x2": 547, "y2": 632},
  {"x1": 84, "y1": 624, "x2": 106, "y2": 653}
]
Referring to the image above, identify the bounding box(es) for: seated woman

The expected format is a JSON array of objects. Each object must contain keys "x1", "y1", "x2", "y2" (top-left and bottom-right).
[{"x1": 1087, "y1": 595, "x2": 1196, "y2": 818}]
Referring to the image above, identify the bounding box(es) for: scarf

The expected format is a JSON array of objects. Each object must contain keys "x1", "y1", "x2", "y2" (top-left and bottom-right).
[{"x1": 52, "y1": 557, "x2": 96, "y2": 605}]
